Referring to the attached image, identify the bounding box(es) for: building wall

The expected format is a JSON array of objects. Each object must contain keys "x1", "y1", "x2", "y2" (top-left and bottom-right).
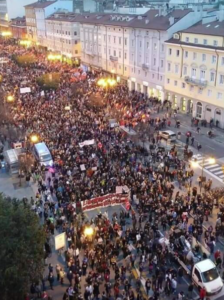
[
  {"x1": 46, "y1": 19, "x2": 80, "y2": 57},
  {"x1": 25, "y1": 7, "x2": 36, "y2": 41},
  {"x1": 164, "y1": 32, "x2": 224, "y2": 127}
]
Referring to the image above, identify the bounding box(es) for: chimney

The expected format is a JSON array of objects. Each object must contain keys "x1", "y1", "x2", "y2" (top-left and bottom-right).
[
  {"x1": 218, "y1": 10, "x2": 224, "y2": 22},
  {"x1": 158, "y1": 7, "x2": 162, "y2": 16},
  {"x1": 169, "y1": 16, "x2": 174, "y2": 25}
]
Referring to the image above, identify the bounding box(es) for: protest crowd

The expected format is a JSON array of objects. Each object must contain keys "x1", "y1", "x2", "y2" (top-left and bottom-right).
[{"x1": 0, "y1": 41, "x2": 224, "y2": 300}]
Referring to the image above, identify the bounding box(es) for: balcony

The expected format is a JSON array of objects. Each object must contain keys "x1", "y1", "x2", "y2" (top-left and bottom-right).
[
  {"x1": 184, "y1": 76, "x2": 207, "y2": 88},
  {"x1": 85, "y1": 48, "x2": 94, "y2": 56},
  {"x1": 142, "y1": 63, "x2": 149, "y2": 70},
  {"x1": 110, "y1": 55, "x2": 118, "y2": 62}
]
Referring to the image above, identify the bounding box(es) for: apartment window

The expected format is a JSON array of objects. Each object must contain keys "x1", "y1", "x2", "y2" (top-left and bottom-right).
[
  {"x1": 185, "y1": 37, "x2": 189, "y2": 42},
  {"x1": 161, "y1": 60, "x2": 164, "y2": 68},
  {"x1": 154, "y1": 43, "x2": 157, "y2": 50},
  {"x1": 214, "y1": 40, "x2": 218, "y2": 46},
  {"x1": 200, "y1": 70, "x2": 205, "y2": 79},
  {"x1": 131, "y1": 39, "x2": 134, "y2": 46},
  {"x1": 146, "y1": 42, "x2": 149, "y2": 49},
  {"x1": 210, "y1": 72, "x2": 215, "y2": 82},
  {"x1": 185, "y1": 51, "x2": 188, "y2": 58},
  {"x1": 212, "y1": 55, "x2": 217, "y2": 63},
  {"x1": 160, "y1": 76, "x2": 162, "y2": 81},
  {"x1": 182, "y1": 83, "x2": 186, "y2": 88},
  {"x1": 194, "y1": 38, "x2": 198, "y2": 44},
  {"x1": 198, "y1": 88, "x2": 203, "y2": 94},
  {"x1": 167, "y1": 63, "x2": 171, "y2": 71},
  {"x1": 169, "y1": 48, "x2": 172, "y2": 55},
  {"x1": 222, "y1": 57, "x2": 224, "y2": 65},
  {"x1": 124, "y1": 52, "x2": 127, "y2": 59},
  {"x1": 114, "y1": 50, "x2": 116, "y2": 56},
  {"x1": 174, "y1": 80, "x2": 177, "y2": 86},
  {"x1": 124, "y1": 38, "x2": 127, "y2": 45},
  {"x1": 75, "y1": 40, "x2": 77, "y2": 44},
  {"x1": 207, "y1": 90, "x2": 212, "y2": 97},
  {"x1": 153, "y1": 58, "x2": 156, "y2": 66},
  {"x1": 161, "y1": 44, "x2": 164, "y2": 52},
  {"x1": 191, "y1": 68, "x2": 196, "y2": 77},
  {"x1": 176, "y1": 50, "x2": 180, "y2": 57},
  {"x1": 119, "y1": 51, "x2": 121, "y2": 58},
  {"x1": 75, "y1": 50, "x2": 78, "y2": 54},
  {"x1": 74, "y1": 31, "x2": 77, "y2": 36},
  {"x1": 220, "y1": 75, "x2": 224, "y2": 84},
  {"x1": 108, "y1": 35, "x2": 111, "y2": 42},
  {"x1": 202, "y1": 54, "x2": 206, "y2": 62},
  {"x1": 183, "y1": 66, "x2": 187, "y2": 75},
  {"x1": 139, "y1": 41, "x2": 142, "y2": 48},
  {"x1": 167, "y1": 78, "x2": 170, "y2": 84},
  {"x1": 114, "y1": 36, "x2": 116, "y2": 43},
  {"x1": 175, "y1": 64, "x2": 179, "y2": 73},
  {"x1": 193, "y1": 52, "x2": 197, "y2": 60},
  {"x1": 217, "y1": 92, "x2": 223, "y2": 99},
  {"x1": 203, "y1": 39, "x2": 207, "y2": 45}
]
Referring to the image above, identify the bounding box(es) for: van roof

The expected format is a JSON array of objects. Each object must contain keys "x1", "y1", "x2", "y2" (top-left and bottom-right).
[
  {"x1": 195, "y1": 259, "x2": 216, "y2": 273},
  {"x1": 34, "y1": 142, "x2": 49, "y2": 154}
]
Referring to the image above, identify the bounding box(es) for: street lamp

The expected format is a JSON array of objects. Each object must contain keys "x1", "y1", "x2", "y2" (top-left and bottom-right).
[
  {"x1": 30, "y1": 134, "x2": 39, "y2": 144},
  {"x1": 64, "y1": 105, "x2": 71, "y2": 111},
  {"x1": 191, "y1": 156, "x2": 215, "y2": 192}
]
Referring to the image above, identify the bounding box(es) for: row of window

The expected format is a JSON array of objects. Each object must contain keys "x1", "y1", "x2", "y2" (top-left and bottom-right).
[
  {"x1": 169, "y1": 49, "x2": 224, "y2": 65},
  {"x1": 167, "y1": 79, "x2": 223, "y2": 99},
  {"x1": 185, "y1": 36, "x2": 219, "y2": 47},
  {"x1": 55, "y1": 30, "x2": 77, "y2": 36}
]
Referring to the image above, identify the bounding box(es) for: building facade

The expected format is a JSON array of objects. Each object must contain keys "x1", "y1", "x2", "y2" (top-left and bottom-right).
[
  {"x1": 25, "y1": 0, "x2": 73, "y2": 44},
  {"x1": 80, "y1": 8, "x2": 204, "y2": 100},
  {"x1": 10, "y1": 17, "x2": 27, "y2": 39},
  {"x1": 0, "y1": 0, "x2": 34, "y2": 31},
  {"x1": 164, "y1": 15, "x2": 224, "y2": 127},
  {"x1": 45, "y1": 13, "x2": 81, "y2": 57}
]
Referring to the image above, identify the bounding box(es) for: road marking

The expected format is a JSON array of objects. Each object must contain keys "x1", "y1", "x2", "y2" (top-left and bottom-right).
[
  {"x1": 219, "y1": 175, "x2": 224, "y2": 179},
  {"x1": 214, "y1": 170, "x2": 224, "y2": 175},
  {"x1": 207, "y1": 146, "x2": 215, "y2": 150},
  {"x1": 206, "y1": 165, "x2": 220, "y2": 170}
]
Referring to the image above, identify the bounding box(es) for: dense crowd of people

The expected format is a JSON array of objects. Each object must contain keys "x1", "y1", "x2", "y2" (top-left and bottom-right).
[{"x1": 0, "y1": 41, "x2": 224, "y2": 300}]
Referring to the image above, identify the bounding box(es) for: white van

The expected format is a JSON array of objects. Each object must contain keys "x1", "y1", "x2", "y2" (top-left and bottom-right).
[
  {"x1": 192, "y1": 259, "x2": 223, "y2": 295},
  {"x1": 33, "y1": 142, "x2": 53, "y2": 167}
]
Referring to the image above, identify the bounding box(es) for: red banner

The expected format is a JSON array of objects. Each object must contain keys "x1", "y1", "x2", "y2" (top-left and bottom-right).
[{"x1": 81, "y1": 193, "x2": 129, "y2": 212}]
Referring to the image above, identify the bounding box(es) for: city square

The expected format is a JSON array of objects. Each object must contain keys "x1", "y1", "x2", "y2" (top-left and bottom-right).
[{"x1": 0, "y1": 1, "x2": 224, "y2": 300}]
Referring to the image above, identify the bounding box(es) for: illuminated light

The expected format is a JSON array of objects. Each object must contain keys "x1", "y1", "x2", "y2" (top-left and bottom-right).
[
  {"x1": 208, "y1": 157, "x2": 215, "y2": 164},
  {"x1": 191, "y1": 160, "x2": 198, "y2": 168},
  {"x1": 20, "y1": 40, "x2": 31, "y2": 46},
  {"x1": 30, "y1": 134, "x2": 39, "y2": 143},
  {"x1": 84, "y1": 227, "x2": 94, "y2": 237},
  {"x1": 7, "y1": 95, "x2": 14, "y2": 102},
  {"x1": 64, "y1": 105, "x2": 71, "y2": 111},
  {"x1": 1, "y1": 31, "x2": 12, "y2": 37},
  {"x1": 48, "y1": 54, "x2": 62, "y2": 60}
]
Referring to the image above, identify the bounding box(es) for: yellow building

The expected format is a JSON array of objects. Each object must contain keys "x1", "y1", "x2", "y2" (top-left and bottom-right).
[{"x1": 164, "y1": 19, "x2": 224, "y2": 128}]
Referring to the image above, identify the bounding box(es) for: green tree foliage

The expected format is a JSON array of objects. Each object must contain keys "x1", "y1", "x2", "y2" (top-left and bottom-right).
[
  {"x1": 37, "y1": 72, "x2": 61, "y2": 90},
  {"x1": 0, "y1": 194, "x2": 46, "y2": 300},
  {"x1": 12, "y1": 54, "x2": 37, "y2": 67}
]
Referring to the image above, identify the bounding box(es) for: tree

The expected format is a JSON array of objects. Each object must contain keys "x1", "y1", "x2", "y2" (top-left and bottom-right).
[
  {"x1": 12, "y1": 54, "x2": 37, "y2": 67},
  {"x1": 37, "y1": 72, "x2": 61, "y2": 90},
  {"x1": 0, "y1": 194, "x2": 46, "y2": 300}
]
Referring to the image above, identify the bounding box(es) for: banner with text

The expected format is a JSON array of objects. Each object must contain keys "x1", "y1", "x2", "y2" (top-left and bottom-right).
[{"x1": 81, "y1": 193, "x2": 129, "y2": 212}]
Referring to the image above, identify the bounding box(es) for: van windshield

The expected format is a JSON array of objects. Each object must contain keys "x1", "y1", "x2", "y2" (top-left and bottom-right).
[
  {"x1": 201, "y1": 267, "x2": 219, "y2": 283},
  {"x1": 40, "y1": 154, "x2": 51, "y2": 161}
]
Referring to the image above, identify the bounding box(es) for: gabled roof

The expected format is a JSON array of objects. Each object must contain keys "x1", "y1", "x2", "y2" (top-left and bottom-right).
[
  {"x1": 47, "y1": 9, "x2": 192, "y2": 31},
  {"x1": 182, "y1": 20, "x2": 224, "y2": 37},
  {"x1": 25, "y1": 1, "x2": 57, "y2": 9}
]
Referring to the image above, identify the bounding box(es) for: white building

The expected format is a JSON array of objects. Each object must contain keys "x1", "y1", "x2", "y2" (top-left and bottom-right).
[
  {"x1": 80, "y1": 8, "x2": 203, "y2": 100},
  {"x1": 25, "y1": 0, "x2": 73, "y2": 44},
  {"x1": 45, "y1": 12, "x2": 82, "y2": 57},
  {"x1": 0, "y1": 0, "x2": 34, "y2": 31}
]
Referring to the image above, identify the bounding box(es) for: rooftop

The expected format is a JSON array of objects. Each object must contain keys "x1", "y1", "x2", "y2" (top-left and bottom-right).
[
  {"x1": 25, "y1": 1, "x2": 57, "y2": 9},
  {"x1": 47, "y1": 9, "x2": 192, "y2": 30},
  {"x1": 182, "y1": 20, "x2": 224, "y2": 37}
]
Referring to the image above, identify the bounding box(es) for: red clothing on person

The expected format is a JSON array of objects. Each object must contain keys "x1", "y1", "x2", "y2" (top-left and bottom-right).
[{"x1": 200, "y1": 288, "x2": 206, "y2": 299}]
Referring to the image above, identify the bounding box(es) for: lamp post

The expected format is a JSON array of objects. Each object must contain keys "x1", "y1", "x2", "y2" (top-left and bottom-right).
[
  {"x1": 6, "y1": 95, "x2": 14, "y2": 103},
  {"x1": 84, "y1": 226, "x2": 94, "y2": 242},
  {"x1": 191, "y1": 156, "x2": 215, "y2": 192},
  {"x1": 30, "y1": 134, "x2": 39, "y2": 144}
]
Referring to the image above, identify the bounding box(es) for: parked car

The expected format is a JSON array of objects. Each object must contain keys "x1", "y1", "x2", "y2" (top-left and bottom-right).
[{"x1": 158, "y1": 130, "x2": 176, "y2": 142}]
